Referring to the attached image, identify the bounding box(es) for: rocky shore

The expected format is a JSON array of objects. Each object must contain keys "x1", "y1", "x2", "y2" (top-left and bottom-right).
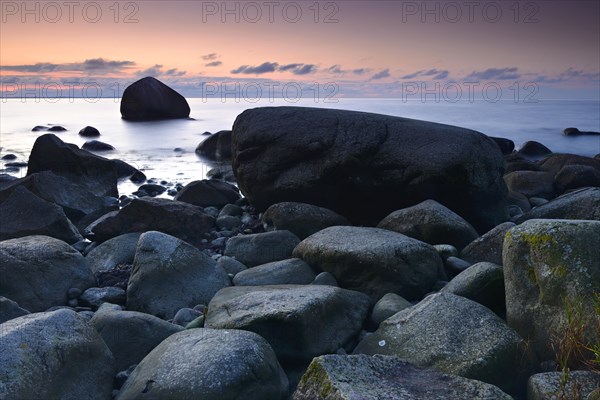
[{"x1": 1, "y1": 106, "x2": 599, "y2": 400}]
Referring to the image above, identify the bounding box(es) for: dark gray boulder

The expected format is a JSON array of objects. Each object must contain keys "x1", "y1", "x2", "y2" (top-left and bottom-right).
[
  {"x1": 0, "y1": 170, "x2": 115, "y2": 223},
  {"x1": 353, "y1": 292, "x2": 531, "y2": 393},
  {"x1": 82, "y1": 140, "x2": 115, "y2": 152},
  {"x1": 0, "y1": 186, "x2": 83, "y2": 243},
  {"x1": 232, "y1": 107, "x2": 508, "y2": 233},
  {"x1": 0, "y1": 309, "x2": 115, "y2": 400},
  {"x1": 232, "y1": 258, "x2": 316, "y2": 286},
  {"x1": 293, "y1": 355, "x2": 513, "y2": 400},
  {"x1": 195, "y1": 130, "x2": 232, "y2": 160},
  {"x1": 85, "y1": 232, "x2": 141, "y2": 274},
  {"x1": 370, "y1": 293, "x2": 412, "y2": 325},
  {"x1": 293, "y1": 226, "x2": 441, "y2": 301},
  {"x1": 79, "y1": 125, "x2": 100, "y2": 137},
  {"x1": 262, "y1": 202, "x2": 350, "y2": 239},
  {"x1": 377, "y1": 200, "x2": 479, "y2": 251},
  {"x1": 224, "y1": 230, "x2": 301, "y2": 267},
  {"x1": 174, "y1": 179, "x2": 240, "y2": 208},
  {"x1": 205, "y1": 285, "x2": 371, "y2": 362},
  {"x1": 0, "y1": 235, "x2": 95, "y2": 312},
  {"x1": 441, "y1": 262, "x2": 505, "y2": 317},
  {"x1": 0, "y1": 296, "x2": 30, "y2": 324},
  {"x1": 127, "y1": 231, "x2": 230, "y2": 319},
  {"x1": 516, "y1": 187, "x2": 600, "y2": 222},
  {"x1": 91, "y1": 308, "x2": 183, "y2": 371},
  {"x1": 527, "y1": 371, "x2": 600, "y2": 400},
  {"x1": 517, "y1": 141, "x2": 552, "y2": 158},
  {"x1": 87, "y1": 197, "x2": 215, "y2": 247},
  {"x1": 26, "y1": 133, "x2": 118, "y2": 197},
  {"x1": 563, "y1": 127, "x2": 600, "y2": 136},
  {"x1": 116, "y1": 329, "x2": 288, "y2": 400},
  {"x1": 120, "y1": 76, "x2": 190, "y2": 121},
  {"x1": 459, "y1": 222, "x2": 515, "y2": 265}
]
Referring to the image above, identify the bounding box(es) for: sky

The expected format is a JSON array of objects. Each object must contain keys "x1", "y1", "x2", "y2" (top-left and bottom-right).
[{"x1": 1, "y1": 0, "x2": 599, "y2": 100}]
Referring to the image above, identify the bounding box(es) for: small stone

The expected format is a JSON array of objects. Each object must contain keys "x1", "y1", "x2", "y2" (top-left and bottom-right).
[
  {"x1": 68, "y1": 288, "x2": 83, "y2": 299},
  {"x1": 311, "y1": 271, "x2": 338, "y2": 286},
  {"x1": 433, "y1": 244, "x2": 458, "y2": 260},
  {"x1": 67, "y1": 299, "x2": 78, "y2": 307},
  {"x1": 185, "y1": 315, "x2": 205, "y2": 329},
  {"x1": 529, "y1": 197, "x2": 549, "y2": 207},
  {"x1": 172, "y1": 308, "x2": 203, "y2": 327},
  {"x1": 371, "y1": 293, "x2": 413, "y2": 325},
  {"x1": 445, "y1": 256, "x2": 472, "y2": 276}
]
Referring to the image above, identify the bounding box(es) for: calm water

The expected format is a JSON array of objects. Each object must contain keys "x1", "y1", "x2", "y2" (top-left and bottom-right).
[{"x1": 1, "y1": 98, "x2": 599, "y2": 196}]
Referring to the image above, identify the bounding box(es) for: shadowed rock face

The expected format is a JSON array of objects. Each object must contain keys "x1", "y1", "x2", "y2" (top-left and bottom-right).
[
  {"x1": 120, "y1": 77, "x2": 190, "y2": 121},
  {"x1": 232, "y1": 107, "x2": 508, "y2": 233}
]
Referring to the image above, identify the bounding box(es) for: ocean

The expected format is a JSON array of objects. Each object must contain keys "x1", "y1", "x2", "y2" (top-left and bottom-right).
[{"x1": 1, "y1": 98, "x2": 599, "y2": 196}]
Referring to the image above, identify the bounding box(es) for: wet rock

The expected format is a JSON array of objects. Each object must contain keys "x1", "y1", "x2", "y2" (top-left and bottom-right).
[
  {"x1": 116, "y1": 329, "x2": 288, "y2": 400},
  {"x1": 516, "y1": 187, "x2": 600, "y2": 222},
  {"x1": 233, "y1": 258, "x2": 316, "y2": 286},
  {"x1": 0, "y1": 309, "x2": 114, "y2": 400},
  {"x1": 195, "y1": 130, "x2": 232, "y2": 160},
  {"x1": 504, "y1": 170, "x2": 555, "y2": 199},
  {"x1": 224, "y1": 230, "x2": 301, "y2": 267},
  {"x1": 460, "y1": 222, "x2": 515, "y2": 265},
  {"x1": 91, "y1": 308, "x2": 183, "y2": 371},
  {"x1": 0, "y1": 296, "x2": 30, "y2": 324},
  {"x1": 27, "y1": 134, "x2": 118, "y2": 197},
  {"x1": 82, "y1": 140, "x2": 115, "y2": 151},
  {"x1": 79, "y1": 125, "x2": 101, "y2": 137},
  {"x1": 85, "y1": 232, "x2": 140, "y2": 274},
  {"x1": 206, "y1": 285, "x2": 371, "y2": 362},
  {"x1": 0, "y1": 235, "x2": 95, "y2": 311},
  {"x1": 294, "y1": 355, "x2": 513, "y2": 400},
  {"x1": 127, "y1": 231, "x2": 230, "y2": 319},
  {"x1": 262, "y1": 202, "x2": 350, "y2": 240},
  {"x1": 294, "y1": 226, "x2": 441, "y2": 301},
  {"x1": 120, "y1": 76, "x2": 190, "y2": 121},
  {"x1": 517, "y1": 141, "x2": 552, "y2": 158},
  {"x1": 0, "y1": 186, "x2": 83, "y2": 243},
  {"x1": 377, "y1": 200, "x2": 479, "y2": 251},
  {"x1": 554, "y1": 164, "x2": 600, "y2": 194},
  {"x1": 174, "y1": 179, "x2": 240, "y2": 208},
  {"x1": 503, "y1": 219, "x2": 600, "y2": 361},
  {"x1": 232, "y1": 107, "x2": 508, "y2": 233},
  {"x1": 353, "y1": 292, "x2": 531, "y2": 393},
  {"x1": 490, "y1": 136, "x2": 515, "y2": 155},
  {"x1": 88, "y1": 197, "x2": 215, "y2": 248},
  {"x1": 370, "y1": 293, "x2": 412, "y2": 325}
]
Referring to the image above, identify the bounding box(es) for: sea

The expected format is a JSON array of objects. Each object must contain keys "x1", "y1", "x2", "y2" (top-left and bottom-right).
[{"x1": 1, "y1": 98, "x2": 599, "y2": 196}]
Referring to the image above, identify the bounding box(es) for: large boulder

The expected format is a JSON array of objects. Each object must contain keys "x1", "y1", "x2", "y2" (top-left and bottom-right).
[
  {"x1": 116, "y1": 329, "x2": 288, "y2": 400},
  {"x1": 85, "y1": 232, "x2": 141, "y2": 274},
  {"x1": 0, "y1": 235, "x2": 95, "y2": 312},
  {"x1": 88, "y1": 197, "x2": 215, "y2": 247},
  {"x1": 224, "y1": 230, "x2": 301, "y2": 267},
  {"x1": 293, "y1": 355, "x2": 512, "y2": 400},
  {"x1": 459, "y1": 222, "x2": 515, "y2": 265},
  {"x1": 262, "y1": 202, "x2": 350, "y2": 239},
  {"x1": 516, "y1": 187, "x2": 600, "y2": 222},
  {"x1": 232, "y1": 107, "x2": 508, "y2": 233},
  {"x1": 120, "y1": 76, "x2": 190, "y2": 121},
  {"x1": 0, "y1": 296, "x2": 30, "y2": 324},
  {"x1": 174, "y1": 179, "x2": 240, "y2": 208},
  {"x1": 205, "y1": 285, "x2": 371, "y2": 362},
  {"x1": 195, "y1": 130, "x2": 233, "y2": 160},
  {"x1": 441, "y1": 262, "x2": 505, "y2": 317},
  {"x1": 503, "y1": 219, "x2": 600, "y2": 361},
  {"x1": 232, "y1": 258, "x2": 316, "y2": 286},
  {"x1": 293, "y1": 226, "x2": 442, "y2": 301},
  {"x1": 377, "y1": 199, "x2": 479, "y2": 251},
  {"x1": 127, "y1": 231, "x2": 230, "y2": 319},
  {"x1": 0, "y1": 186, "x2": 83, "y2": 243},
  {"x1": 353, "y1": 292, "x2": 531, "y2": 393},
  {"x1": 0, "y1": 170, "x2": 114, "y2": 223},
  {"x1": 527, "y1": 371, "x2": 600, "y2": 400},
  {"x1": 0, "y1": 309, "x2": 115, "y2": 400},
  {"x1": 26, "y1": 133, "x2": 118, "y2": 197},
  {"x1": 91, "y1": 309, "x2": 184, "y2": 371}
]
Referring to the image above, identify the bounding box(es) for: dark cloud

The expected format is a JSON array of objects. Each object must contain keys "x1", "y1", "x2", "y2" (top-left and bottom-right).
[
  {"x1": 559, "y1": 67, "x2": 600, "y2": 80},
  {"x1": 466, "y1": 67, "x2": 520, "y2": 80},
  {"x1": 136, "y1": 64, "x2": 185, "y2": 77},
  {"x1": 400, "y1": 68, "x2": 448, "y2": 80},
  {"x1": 202, "y1": 53, "x2": 219, "y2": 61},
  {"x1": 1, "y1": 58, "x2": 135, "y2": 74},
  {"x1": 327, "y1": 65, "x2": 345, "y2": 74},
  {"x1": 352, "y1": 68, "x2": 368, "y2": 75},
  {"x1": 205, "y1": 61, "x2": 223, "y2": 67},
  {"x1": 288, "y1": 64, "x2": 316, "y2": 75},
  {"x1": 370, "y1": 69, "x2": 390, "y2": 80},
  {"x1": 231, "y1": 62, "x2": 279, "y2": 75},
  {"x1": 279, "y1": 63, "x2": 303, "y2": 71}
]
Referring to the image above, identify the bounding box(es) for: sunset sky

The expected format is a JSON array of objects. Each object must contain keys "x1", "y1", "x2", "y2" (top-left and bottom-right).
[{"x1": 1, "y1": 0, "x2": 599, "y2": 99}]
